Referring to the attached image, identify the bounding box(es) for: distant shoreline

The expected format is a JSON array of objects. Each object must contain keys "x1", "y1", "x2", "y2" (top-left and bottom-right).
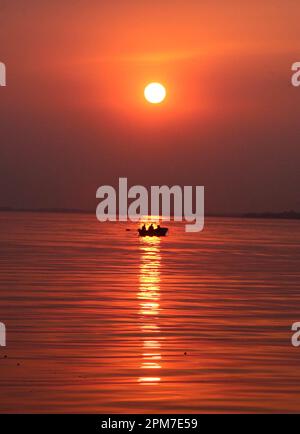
[{"x1": 0, "y1": 208, "x2": 300, "y2": 221}]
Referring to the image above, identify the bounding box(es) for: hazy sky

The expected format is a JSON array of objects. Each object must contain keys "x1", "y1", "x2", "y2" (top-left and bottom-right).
[{"x1": 1, "y1": 0, "x2": 300, "y2": 213}]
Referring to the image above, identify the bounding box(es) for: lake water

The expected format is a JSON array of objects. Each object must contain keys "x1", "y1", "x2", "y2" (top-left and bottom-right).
[{"x1": 0, "y1": 212, "x2": 300, "y2": 413}]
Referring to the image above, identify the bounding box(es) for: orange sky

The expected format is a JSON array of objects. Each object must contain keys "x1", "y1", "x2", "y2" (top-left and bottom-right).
[{"x1": 0, "y1": 0, "x2": 300, "y2": 212}]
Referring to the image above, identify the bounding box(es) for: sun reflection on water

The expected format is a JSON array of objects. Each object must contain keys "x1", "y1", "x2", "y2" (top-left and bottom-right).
[{"x1": 138, "y1": 237, "x2": 162, "y2": 385}]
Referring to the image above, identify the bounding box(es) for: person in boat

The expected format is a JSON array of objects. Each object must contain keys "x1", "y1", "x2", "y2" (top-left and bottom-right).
[
  {"x1": 141, "y1": 224, "x2": 146, "y2": 231},
  {"x1": 148, "y1": 224, "x2": 154, "y2": 233}
]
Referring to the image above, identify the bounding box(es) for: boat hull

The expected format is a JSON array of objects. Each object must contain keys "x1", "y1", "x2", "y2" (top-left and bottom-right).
[{"x1": 138, "y1": 228, "x2": 168, "y2": 237}]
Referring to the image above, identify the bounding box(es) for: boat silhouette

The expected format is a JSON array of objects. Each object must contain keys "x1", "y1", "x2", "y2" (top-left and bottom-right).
[{"x1": 138, "y1": 226, "x2": 168, "y2": 237}]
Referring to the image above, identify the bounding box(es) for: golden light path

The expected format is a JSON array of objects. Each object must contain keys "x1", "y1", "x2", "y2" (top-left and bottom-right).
[{"x1": 138, "y1": 237, "x2": 162, "y2": 385}]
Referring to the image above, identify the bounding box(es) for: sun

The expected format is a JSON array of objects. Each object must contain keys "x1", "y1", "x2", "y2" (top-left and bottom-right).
[{"x1": 144, "y1": 82, "x2": 166, "y2": 104}]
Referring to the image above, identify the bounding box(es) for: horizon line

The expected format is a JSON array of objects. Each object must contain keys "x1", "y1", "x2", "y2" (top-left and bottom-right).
[{"x1": 0, "y1": 207, "x2": 300, "y2": 221}]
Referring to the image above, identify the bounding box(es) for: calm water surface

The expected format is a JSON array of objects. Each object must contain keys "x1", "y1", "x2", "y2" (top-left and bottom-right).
[{"x1": 0, "y1": 212, "x2": 300, "y2": 413}]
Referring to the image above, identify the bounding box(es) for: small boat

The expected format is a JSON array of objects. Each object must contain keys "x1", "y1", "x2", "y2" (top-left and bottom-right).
[{"x1": 138, "y1": 226, "x2": 168, "y2": 237}]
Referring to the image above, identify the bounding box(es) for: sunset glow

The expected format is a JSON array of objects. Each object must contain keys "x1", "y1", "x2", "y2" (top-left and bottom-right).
[{"x1": 1, "y1": 0, "x2": 300, "y2": 416}]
